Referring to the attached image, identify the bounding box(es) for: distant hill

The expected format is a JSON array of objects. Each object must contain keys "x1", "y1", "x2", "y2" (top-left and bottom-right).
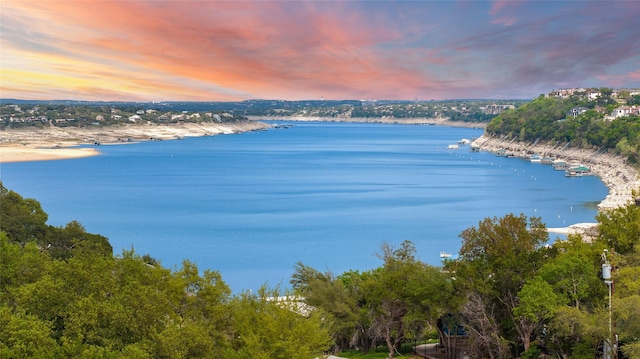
[
  {"x1": 1, "y1": 98, "x2": 529, "y2": 124},
  {"x1": 486, "y1": 88, "x2": 640, "y2": 164}
]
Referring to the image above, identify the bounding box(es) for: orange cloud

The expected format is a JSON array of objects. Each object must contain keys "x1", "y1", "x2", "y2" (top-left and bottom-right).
[{"x1": 1, "y1": 0, "x2": 448, "y2": 101}]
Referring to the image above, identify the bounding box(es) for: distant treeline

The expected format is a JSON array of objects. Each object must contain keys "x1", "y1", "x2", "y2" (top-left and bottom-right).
[{"x1": 1, "y1": 99, "x2": 527, "y2": 128}]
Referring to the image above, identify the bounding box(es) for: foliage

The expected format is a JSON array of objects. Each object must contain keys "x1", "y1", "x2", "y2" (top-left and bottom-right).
[
  {"x1": 0, "y1": 181, "x2": 112, "y2": 259},
  {"x1": 446, "y1": 206, "x2": 640, "y2": 358},
  {"x1": 596, "y1": 189, "x2": 640, "y2": 254},
  {"x1": 224, "y1": 287, "x2": 331, "y2": 359},
  {"x1": 292, "y1": 241, "x2": 457, "y2": 358},
  {"x1": 450, "y1": 214, "x2": 550, "y2": 356},
  {"x1": 486, "y1": 92, "x2": 640, "y2": 164},
  {"x1": 539, "y1": 234, "x2": 607, "y2": 310}
]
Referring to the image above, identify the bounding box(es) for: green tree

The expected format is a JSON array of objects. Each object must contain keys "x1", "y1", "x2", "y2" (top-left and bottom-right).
[
  {"x1": 291, "y1": 263, "x2": 363, "y2": 353},
  {"x1": 452, "y1": 214, "x2": 549, "y2": 357},
  {"x1": 616, "y1": 295, "x2": 640, "y2": 358},
  {"x1": 512, "y1": 277, "x2": 563, "y2": 351},
  {"x1": 365, "y1": 241, "x2": 456, "y2": 358},
  {"x1": 44, "y1": 220, "x2": 112, "y2": 259},
  {"x1": 225, "y1": 287, "x2": 331, "y2": 359},
  {"x1": 597, "y1": 190, "x2": 640, "y2": 254},
  {"x1": 0, "y1": 233, "x2": 51, "y2": 297},
  {"x1": 0, "y1": 181, "x2": 48, "y2": 244},
  {"x1": 545, "y1": 306, "x2": 601, "y2": 359},
  {"x1": 610, "y1": 241, "x2": 640, "y2": 357},
  {"x1": 539, "y1": 242, "x2": 604, "y2": 310},
  {"x1": 0, "y1": 306, "x2": 57, "y2": 359}
]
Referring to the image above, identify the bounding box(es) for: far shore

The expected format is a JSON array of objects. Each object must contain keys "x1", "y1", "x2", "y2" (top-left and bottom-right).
[
  {"x1": 0, "y1": 117, "x2": 483, "y2": 163},
  {"x1": 246, "y1": 115, "x2": 487, "y2": 129},
  {"x1": 0, "y1": 121, "x2": 270, "y2": 163}
]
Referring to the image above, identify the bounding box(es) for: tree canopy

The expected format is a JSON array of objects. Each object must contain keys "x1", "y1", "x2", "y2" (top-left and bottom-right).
[{"x1": 486, "y1": 93, "x2": 640, "y2": 164}]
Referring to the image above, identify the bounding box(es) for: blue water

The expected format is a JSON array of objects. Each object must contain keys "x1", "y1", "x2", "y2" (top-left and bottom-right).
[{"x1": 0, "y1": 122, "x2": 608, "y2": 292}]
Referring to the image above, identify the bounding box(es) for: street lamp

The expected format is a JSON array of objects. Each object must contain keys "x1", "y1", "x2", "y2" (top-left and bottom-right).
[{"x1": 602, "y1": 250, "x2": 616, "y2": 359}]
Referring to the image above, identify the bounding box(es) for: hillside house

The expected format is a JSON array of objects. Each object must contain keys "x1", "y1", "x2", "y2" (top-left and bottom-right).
[
  {"x1": 568, "y1": 107, "x2": 588, "y2": 118},
  {"x1": 609, "y1": 105, "x2": 640, "y2": 119},
  {"x1": 483, "y1": 103, "x2": 515, "y2": 115},
  {"x1": 587, "y1": 90, "x2": 601, "y2": 100},
  {"x1": 612, "y1": 106, "x2": 631, "y2": 118},
  {"x1": 554, "y1": 88, "x2": 586, "y2": 99}
]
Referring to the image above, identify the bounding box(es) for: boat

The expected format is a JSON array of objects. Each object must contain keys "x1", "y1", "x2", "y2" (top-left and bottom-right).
[
  {"x1": 541, "y1": 157, "x2": 554, "y2": 164},
  {"x1": 440, "y1": 251, "x2": 452, "y2": 261},
  {"x1": 529, "y1": 154, "x2": 542, "y2": 162},
  {"x1": 565, "y1": 165, "x2": 591, "y2": 177},
  {"x1": 470, "y1": 145, "x2": 480, "y2": 152},
  {"x1": 552, "y1": 160, "x2": 570, "y2": 170},
  {"x1": 496, "y1": 149, "x2": 507, "y2": 156},
  {"x1": 448, "y1": 144, "x2": 459, "y2": 150},
  {"x1": 458, "y1": 138, "x2": 471, "y2": 145}
]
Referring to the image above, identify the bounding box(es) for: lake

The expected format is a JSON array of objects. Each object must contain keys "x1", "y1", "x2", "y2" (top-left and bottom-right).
[{"x1": 0, "y1": 122, "x2": 608, "y2": 292}]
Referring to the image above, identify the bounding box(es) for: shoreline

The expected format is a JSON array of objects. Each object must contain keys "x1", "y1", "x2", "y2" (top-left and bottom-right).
[
  {"x1": 0, "y1": 121, "x2": 270, "y2": 163},
  {"x1": 0, "y1": 117, "x2": 484, "y2": 163},
  {"x1": 246, "y1": 115, "x2": 486, "y2": 129},
  {"x1": 472, "y1": 134, "x2": 640, "y2": 210}
]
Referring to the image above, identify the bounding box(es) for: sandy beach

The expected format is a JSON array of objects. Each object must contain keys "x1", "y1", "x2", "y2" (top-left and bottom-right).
[
  {"x1": 0, "y1": 121, "x2": 270, "y2": 163},
  {"x1": 473, "y1": 134, "x2": 640, "y2": 210},
  {"x1": 0, "y1": 146, "x2": 102, "y2": 163}
]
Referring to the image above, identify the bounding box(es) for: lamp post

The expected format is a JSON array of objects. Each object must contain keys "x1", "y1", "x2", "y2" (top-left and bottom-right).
[{"x1": 602, "y1": 250, "x2": 615, "y2": 359}]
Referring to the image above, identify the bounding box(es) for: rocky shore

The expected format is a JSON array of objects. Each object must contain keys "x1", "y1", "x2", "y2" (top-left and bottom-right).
[
  {"x1": 0, "y1": 121, "x2": 270, "y2": 163},
  {"x1": 473, "y1": 134, "x2": 640, "y2": 210}
]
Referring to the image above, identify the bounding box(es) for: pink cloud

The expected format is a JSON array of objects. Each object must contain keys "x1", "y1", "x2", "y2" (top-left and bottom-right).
[
  {"x1": 491, "y1": 17, "x2": 517, "y2": 26},
  {"x1": 489, "y1": 0, "x2": 522, "y2": 15},
  {"x1": 488, "y1": 0, "x2": 523, "y2": 27},
  {"x1": 1, "y1": 0, "x2": 639, "y2": 101},
  {"x1": 22, "y1": 0, "x2": 428, "y2": 99}
]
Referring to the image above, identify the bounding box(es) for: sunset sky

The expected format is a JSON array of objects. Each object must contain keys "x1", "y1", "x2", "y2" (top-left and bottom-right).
[{"x1": 1, "y1": 1, "x2": 639, "y2": 102}]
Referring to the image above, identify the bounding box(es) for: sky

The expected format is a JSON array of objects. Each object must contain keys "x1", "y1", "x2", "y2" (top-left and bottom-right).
[{"x1": 1, "y1": 1, "x2": 639, "y2": 102}]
